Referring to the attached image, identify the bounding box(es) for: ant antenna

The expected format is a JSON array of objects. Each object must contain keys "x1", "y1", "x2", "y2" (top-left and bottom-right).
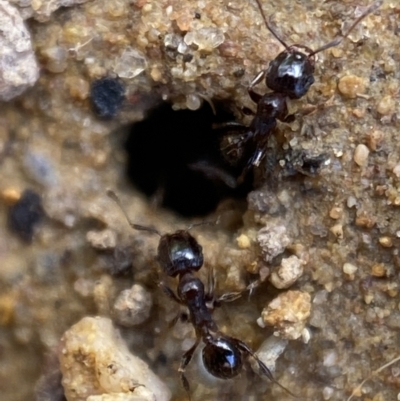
[
  {"x1": 253, "y1": 0, "x2": 289, "y2": 49},
  {"x1": 106, "y1": 190, "x2": 162, "y2": 236},
  {"x1": 187, "y1": 215, "x2": 220, "y2": 231},
  {"x1": 309, "y1": 0, "x2": 383, "y2": 56},
  {"x1": 254, "y1": 0, "x2": 382, "y2": 56}
]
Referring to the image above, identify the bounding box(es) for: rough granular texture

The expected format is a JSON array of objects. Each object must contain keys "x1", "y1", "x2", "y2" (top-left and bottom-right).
[
  {"x1": 59, "y1": 316, "x2": 171, "y2": 401},
  {"x1": 0, "y1": 0, "x2": 39, "y2": 100}
]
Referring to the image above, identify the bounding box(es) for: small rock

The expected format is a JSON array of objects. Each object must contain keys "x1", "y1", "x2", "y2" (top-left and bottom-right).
[
  {"x1": 269, "y1": 255, "x2": 303, "y2": 289},
  {"x1": 247, "y1": 186, "x2": 283, "y2": 215},
  {"x1": 8, "y1": 188, "x2": 44, "y2": 242},
  {"x1": 330, "y1": 224, "x2": 343, "y2": 239},
  {"x1": 114, "y1": 48, "x2": 147, "y2": 79},
  {"x1": 367, "y1": 130, "x2": 384, "y2": 151},
  {"x1": 378, "y1": 236, "x2": 392, "y2": 248},
  {"x1": 184, "y1": 27, "x2": 224, "y2": 51},
  {"x1": 346, "y1": 196, "x2": 358, "y2": 208},
  {"x1": 252, "y1": 335, "x2": 288, "y2": 374},
  {"x1": 353, "y1": 144, "x2": 369, "y2": 167},
  {"x1": 261, "y1": 290, "x2": 311, "y2": 340},
  {"x1": 87, "y1": 229, "x2": 117, "y2": 250},
  {"x1": 41, "y1": 45, "x2": 68, "y2": 73},
  {"x1": 371, "y1": 263, "x2": 385, "y2": 277},
  {"x1": 393, "y1": 165, "x2": 400, "y2": 178},
  {"x1": 10, "y1": 0, "x2": 91, "y2": 21},
  {"x1": 22, "y1": 151, "x2": 58, "y2": 187},
  {"x1": 59, "y1": 316, "x2": 171, "y2": 401},
  {"x1": 343, "y1": 262, "x2": 357, "y2": 275},
  {"x1": 257, "y1": 222, "x2": 291, "y2": 263},
  {"x1": 113, "y1": 284, "x2": 153, "y2": 327},
  {"x1": 185, "y1": 93, "x2": 201, "y2": 110},
  {"x1": 236, "y1": 234, "x2": 251, "y2": 249},
  {"x1": 87, "y1": 389, "x2": 156, "y2": 401},
  {"x1": 376, "y1": 95, "x2": 395, "y2": 116},
  {"x1": 323, "y1": 349, "x2": 338, "y2": 367},
  {"x1": 322, "y1": 386, "x2": 334, "y2": 400},
  {"x1": 1, "y1": 188, "x2": 21, "y2": 205},
  {"x1": 164, "y1": 33, "x2": 181, "y2": 50},
  {"x1": 0, "y1": 0, "x2": 39, "y2": 100},
  {"x1": 329, "y1": 206, "x2": 342, "y2": 220},
  {"x1": 90, "y1": 77, "x2": 125, "y2": 119},
  {"x1": 337, "y1": 75, "x2": 366, "y2": 98},
  {"x1": 355, "y1": 211, "x2": 376, "y2": 228}
]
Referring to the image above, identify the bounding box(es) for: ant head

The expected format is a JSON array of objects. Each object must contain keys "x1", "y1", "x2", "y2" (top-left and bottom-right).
[
  {"x1": 266, "y1": 47, "x2": 315, "y2": 99},
  {"x1": 254, "y1": 0, "x2": 383, "y2": 99},
  {"x1": 107, "y1": 190, "x2": 205, "y2": 277},
  {"x1": 157, "y1": 230, "x2": 204, "y2": 277},
  {"x1": 202, "y1": 336, "x2": 242, "y2": 379}
]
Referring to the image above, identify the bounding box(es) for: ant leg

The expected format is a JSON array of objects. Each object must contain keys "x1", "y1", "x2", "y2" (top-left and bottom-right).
[
  {"x1": 205, "y1": 267, "x2": 242, "y2": 309},
  {"x1": 233, "y1": 338, "x2": 297, "y2": 398},
  {"x1": 234, "y1": 339, "x2": 274, "y2": 380},
  {"x1": 160, "y1": 284, "x2": 190, "y2": 328},
  {"x1": 212, "y1": 121, "x2": 247, "y2": 131},
  {"x1": 168, "y1": 311, "x2": 189, "y2": 328},
  {"x1": 188, "y1": 161, "x2": 238, "y2": 189},
  {"x1": 158, "y1": 282, "x2": 185, "y2": 305},
  {"x1": 205, "y1": 265, "x2": 216, "y2": 302},
  {"x1": 216, "y1": 291, "x2": 242, "y2": 304},
  {"x1": 178, "y1": 338, "x2": 201, "y2": 401},
  {"x1": 242, "y1": 106, "x2": 255, "y2": 116},
  {"x1": 283, "y1": 114, "x2": 295, "y2": 123},
  {"x1": 249, "y1": 69, "x2": 266, "y2": 89},
  {"x1": 215, "y1": 279, "x2": 261, "y2": 305},
  {"x1": 107, "y1": 190, "x2": 162, "y2": 236},
  {"x1": 248, "y1": 70, "x2": 267, "y2": 103}
]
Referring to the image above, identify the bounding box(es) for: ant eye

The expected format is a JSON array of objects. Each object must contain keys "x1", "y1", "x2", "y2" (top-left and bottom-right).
[{"x1": 202, "y1": 337, "x2": 242, "y2": 379}]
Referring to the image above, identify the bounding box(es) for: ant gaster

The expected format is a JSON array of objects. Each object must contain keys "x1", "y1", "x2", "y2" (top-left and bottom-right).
[
  {"x1": 107, "y1": 190, "x2": 295, "y2": 399},
  {"x1": 220, "y1": 0, "x2": 382, "y2": 179}
]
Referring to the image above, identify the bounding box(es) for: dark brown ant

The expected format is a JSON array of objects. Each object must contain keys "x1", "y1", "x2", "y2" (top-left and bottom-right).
[
  {"x1": 107, "y1": 190, "x2": 295, "y2": 400},
  {"x1": 218, "y1": 0, "x2": 382, "y2": 180}
]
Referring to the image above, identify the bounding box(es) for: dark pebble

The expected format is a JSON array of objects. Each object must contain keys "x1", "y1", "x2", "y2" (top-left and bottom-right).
[
  {"x1": 90, "y1": 77, "x2": 125, "y2": 119},
  {"x1": 8, "y1": 189, "x2": 44, "y2": 242}
]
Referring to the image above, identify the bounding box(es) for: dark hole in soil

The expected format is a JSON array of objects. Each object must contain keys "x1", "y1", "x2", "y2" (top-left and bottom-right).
[{"x1": 124, "y1": 101, "x2": 252, "y2": 217}]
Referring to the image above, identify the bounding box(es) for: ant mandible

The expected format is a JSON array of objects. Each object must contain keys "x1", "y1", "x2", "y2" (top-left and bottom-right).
[
  {"x1": 107, "y1": 190, "x2": 295, "y2": 400},
  {"x1": 219, "y1": 0, "x2": 382, "y2": 181}
]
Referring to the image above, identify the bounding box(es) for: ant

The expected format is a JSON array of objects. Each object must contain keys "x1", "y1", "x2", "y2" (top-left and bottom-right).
[
  {"x1": 218, "y1": 0, "x2": 382, "y2": 181},
  {"x1": 107, "y1": 190, "x2": 295, "y2": 400}
]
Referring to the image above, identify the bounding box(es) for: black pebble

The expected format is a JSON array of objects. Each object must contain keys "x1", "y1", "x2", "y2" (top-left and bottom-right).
[
  {"x1": 8, "y1": 189, "x2": 44, "y2": 242},
  {"x1": 90, "y1": 77, "x2": 125, "y2": 119}
]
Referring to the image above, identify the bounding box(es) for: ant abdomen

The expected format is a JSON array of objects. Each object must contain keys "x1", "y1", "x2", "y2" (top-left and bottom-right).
[
  {"x1": 202, "y1": 336, "x2": 243, "y2": 380},
  {"x1": 157, "y1": 230, "x2": 204, "y2": 277},
  {"x1": 266, "y1": 49, "x2": 315, "y2": 99}
]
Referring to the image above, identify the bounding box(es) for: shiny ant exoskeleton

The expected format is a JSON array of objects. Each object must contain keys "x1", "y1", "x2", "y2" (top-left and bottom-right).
[
  {"x1": 219, "y1": 0, "x2": 382, "y2": 180},
  {"x1": 107, "y1": 190, "x2": 295, "y2": 399}
]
